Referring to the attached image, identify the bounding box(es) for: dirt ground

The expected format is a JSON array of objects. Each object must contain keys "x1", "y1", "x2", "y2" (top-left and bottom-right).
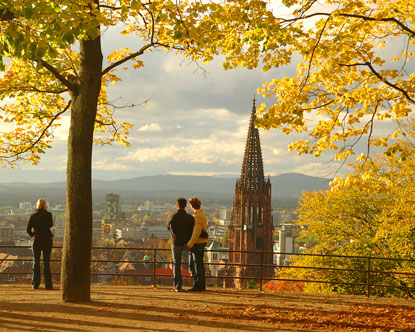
[{"x1": 0, "y1": 284, "x2": 414, "y2": 332}]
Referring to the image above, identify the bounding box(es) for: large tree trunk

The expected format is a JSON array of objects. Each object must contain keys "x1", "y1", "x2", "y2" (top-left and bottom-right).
[{"x1": 61, "y1": 35, "x2": 102, "y2": 302}]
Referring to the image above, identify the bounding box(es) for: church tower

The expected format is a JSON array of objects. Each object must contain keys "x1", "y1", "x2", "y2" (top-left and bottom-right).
[{"x1": 226, "y1": 97, "x2": 273, "y2": 288}]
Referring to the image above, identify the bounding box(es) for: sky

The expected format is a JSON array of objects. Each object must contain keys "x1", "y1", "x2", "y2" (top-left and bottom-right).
[
  {"x1": 3, "y1": 47, "x2": 337, "y2": 183},
  {"x1": 2, "y1": 46, "x2": 341, "y2": 183},
  {"x1": 0, "y1": 1, "x2": 398, "y2": 184}
]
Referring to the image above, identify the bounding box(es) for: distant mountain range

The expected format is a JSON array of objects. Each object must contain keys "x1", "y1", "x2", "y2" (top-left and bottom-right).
[{"x1": 0, "y1": 173, "x2": 331, "y2": 201}]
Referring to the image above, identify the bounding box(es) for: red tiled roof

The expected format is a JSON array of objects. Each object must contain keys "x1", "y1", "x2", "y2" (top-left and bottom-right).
[{"x1": 0, "y1": 253, "x2": 18, "y2": 272}]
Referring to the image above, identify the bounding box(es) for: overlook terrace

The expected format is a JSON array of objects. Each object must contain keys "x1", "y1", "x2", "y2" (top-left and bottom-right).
[{"x1": 1, "y1": 285, "x2": 414, "y2": 332}]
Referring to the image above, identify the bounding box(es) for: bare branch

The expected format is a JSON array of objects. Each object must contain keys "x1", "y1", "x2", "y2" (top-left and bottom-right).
[{"x1": 303, "y1": 100, "x2": 335, "y2": 112}]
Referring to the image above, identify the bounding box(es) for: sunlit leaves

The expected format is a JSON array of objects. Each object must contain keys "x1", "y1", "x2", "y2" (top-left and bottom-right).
[
  {"x1": 0, "y1": 0, "x2": 104, "y2": 64},
  {"x1": 283, "y1": 136, "x2": 415, "y2": 297},
  {"x1": 217, "y1": 0, "x2": 415, "y2": 161}
]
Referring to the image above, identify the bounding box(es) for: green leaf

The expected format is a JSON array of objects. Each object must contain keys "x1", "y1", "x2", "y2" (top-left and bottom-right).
[{"x1": 24, "y1": 6, "x2": 33, "y2": 19}]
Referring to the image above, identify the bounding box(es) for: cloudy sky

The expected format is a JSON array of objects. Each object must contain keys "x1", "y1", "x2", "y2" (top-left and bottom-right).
[
  {"x1": 1, "y1": 45, "x2": 342, "y2": 184},
  {"x1": 0, "y1": 4, "x2": 367, "y2": 184}
]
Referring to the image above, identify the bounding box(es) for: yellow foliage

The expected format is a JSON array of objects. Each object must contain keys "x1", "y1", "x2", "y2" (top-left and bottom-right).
[
  {"x1": 285, "y1": 136, "x2": 415, "y2": 297},
  {"x1": 208, "y1": 0, "x2": 415, "y2": 162}
]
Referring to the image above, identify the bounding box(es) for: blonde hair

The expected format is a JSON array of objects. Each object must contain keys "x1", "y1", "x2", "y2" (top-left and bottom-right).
[
  {"x1": 36, "y1": 198, "x2": 47, "y2": 209},
  {"x1": 189, "y1": 197, "x2": 201, "y2": 210}
]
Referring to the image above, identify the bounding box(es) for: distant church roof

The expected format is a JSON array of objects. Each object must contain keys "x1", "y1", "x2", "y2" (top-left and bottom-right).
[{"x1": 239, "y1": 97, "x2": 265, "y2": 191}]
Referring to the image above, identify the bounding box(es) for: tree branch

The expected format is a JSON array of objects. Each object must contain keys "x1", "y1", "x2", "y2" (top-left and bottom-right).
[
  {"x1": 143, "y1": 1, "x2": 156, "y2": 43},
  {"x1": 64, "y1": 50, "x2": 80, "y2": 79},
  {"x1": 102, "y1": 43, "x2": 155, "y2": 76},
  {"x1": 0, "y1": 8, "x2": 15, "y2": 21},
  {"x1": 38, "y1": 59, "x2": 78, "y2": 93},
  {"x1": 102, "y1": 2, "x2": 164, "y2": 76},
  {"x1": 0, "y1": 87, "x2": 68, "y2": 94},
  {"x1": 276, "y1": 11, "x2": 415, "y2": 38},
  {"x1": 339, "y1": 62, "x2": 415, "y2": 104},
  {"x1": 339, "y1": 13, "x2": 415, "y2": 37},
  {"x1": 301, "y1": 16, "x2": 330, "y2": 89},
  {"x1": 98, "y1": 4, "x2": 122, "y2": 10},
  {"x1": 6, "y1": 100, "x2": 71, "y2": 160}
]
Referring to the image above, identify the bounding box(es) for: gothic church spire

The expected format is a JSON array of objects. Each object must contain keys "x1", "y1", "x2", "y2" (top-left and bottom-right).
[{"x1": 240, "y1": 96, "x2": 265, "y2": 191}]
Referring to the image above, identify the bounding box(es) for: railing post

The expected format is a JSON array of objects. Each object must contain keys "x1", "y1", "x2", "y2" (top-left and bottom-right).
[
  {"x1": 153, "y1": 248, "x2": 157, "y2": 288},
  {"x1": 259, "y1": 251, "x2": 263, "y2": 291},
  {"x1": 367, "y1": 256, "x2": 371, "y2": 297}
]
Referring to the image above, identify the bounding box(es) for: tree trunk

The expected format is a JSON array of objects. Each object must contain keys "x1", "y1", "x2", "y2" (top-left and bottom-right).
[{"x1": 61, "y1": 35, "x2": 102, "y2": 302}]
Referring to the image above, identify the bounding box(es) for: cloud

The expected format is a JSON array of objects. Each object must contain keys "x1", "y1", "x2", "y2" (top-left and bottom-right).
[
  {"x1": 194, "y1": 108, "x2": 241, "y2": 121},
  {"x1": 92, "y1": 160, "x2": 132, "y2": 171},
  {"x1": 291, "y1": 160, "x2": 342, "y2": 178},
  {"x1": 168, "y1": 171, "x2": 240, "y2": 176},
  {"x1": 52, "y1": 115, "x2": 71, "y2": 141},
  {"x1": 137, "y1": 123, "x2": 162, "y2": 132},
  {"x1": 271, "y1": 148, "x2": 283, "y2": 155},
  {"x1": 119, "y1": 136, "x2": 244, "y2": 165}
]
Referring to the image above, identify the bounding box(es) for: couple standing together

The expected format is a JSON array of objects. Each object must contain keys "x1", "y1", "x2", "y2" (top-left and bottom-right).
[{"x1": 167, "y1": 197, "x2": 208, "y2": 292}]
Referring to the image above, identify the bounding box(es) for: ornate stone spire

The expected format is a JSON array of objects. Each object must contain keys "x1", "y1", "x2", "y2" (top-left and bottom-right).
[
  {"x1": 240, "y1": 96, "x2": 265, "y2": 191},
  {"x1": 226, "y1": 96, "x2": 273, "y2": 288}
]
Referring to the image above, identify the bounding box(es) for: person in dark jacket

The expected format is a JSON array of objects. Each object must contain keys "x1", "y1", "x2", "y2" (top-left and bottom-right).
[
  {"x1": 26, "y1": 198, "x2": 54, "y2": 290},
  {"x1": 166, "y1": 198, "x2": 194, "y2": 292}
]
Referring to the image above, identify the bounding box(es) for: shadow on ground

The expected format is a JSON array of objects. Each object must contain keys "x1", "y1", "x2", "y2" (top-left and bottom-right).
[{"x1": 0, "y1": 285, "x2": 414, "y2": 332}]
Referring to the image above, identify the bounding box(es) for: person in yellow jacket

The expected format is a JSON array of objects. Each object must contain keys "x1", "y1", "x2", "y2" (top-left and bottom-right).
[{"x1": 185, "y1": 197, "x2": 208, "y2": 291}]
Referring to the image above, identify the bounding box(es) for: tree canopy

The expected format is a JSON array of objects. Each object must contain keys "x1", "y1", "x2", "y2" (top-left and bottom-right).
[
  {"x1": 280, "y1": 132, "x2": 415, "y2": 297},
  {"x1": 219, "y1": 0, "x2": 415, "y2": 162}
]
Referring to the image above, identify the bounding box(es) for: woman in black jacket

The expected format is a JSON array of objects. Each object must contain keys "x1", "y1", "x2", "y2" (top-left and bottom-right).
[{"x1": 26, "y1": 198, "x2": 54, "y2": 290}]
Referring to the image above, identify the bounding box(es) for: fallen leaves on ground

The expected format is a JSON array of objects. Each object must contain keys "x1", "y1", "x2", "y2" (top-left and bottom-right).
[{"x1": 218, "y1": 303, "x2": 415, "y2": 331}]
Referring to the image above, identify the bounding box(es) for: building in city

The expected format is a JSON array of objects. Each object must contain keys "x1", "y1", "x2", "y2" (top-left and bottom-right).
[
  {"x1": 115, "y1": 227, "x2": 140, "y2": 241},
  {"x1": 138, "y1": 200, "x2": 167, "y2": 212},
  {"x1": 209, "y1": 219, "x2": 230, "y2": 239},
  {"x1": 0, "y1": 225, "x2": 14, "y2": 243},
  {"x1": 276, "y1": 224, "x2": 297, "y2": 266},
  {"x1": 101, "y1": 193, "x2": 123, "y2": 242},
  {"x1": 206, "y1": 240, "x2": 228, "y2": 277},
  {"x1": 19, "y1": 202, "x2": 32, "y2": 212},
  {"x1": 136, "y1": 224, "x2": 170, "y2": 239},
  {"x1": 219, "y1": 209, "x2": 232, "y2": 221},
  {"x1": 226, "y1": 97, "x2": 274, "y2": 288},
  {"x1": 105, "y1": 193, "x2": 121, "y2": 220},
  {"x1": 102, "y1": 223, "x2": 114, "y2": 241},
  {"x1": 53, "y1": 216, "x2": 65, "y2": 240}
]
